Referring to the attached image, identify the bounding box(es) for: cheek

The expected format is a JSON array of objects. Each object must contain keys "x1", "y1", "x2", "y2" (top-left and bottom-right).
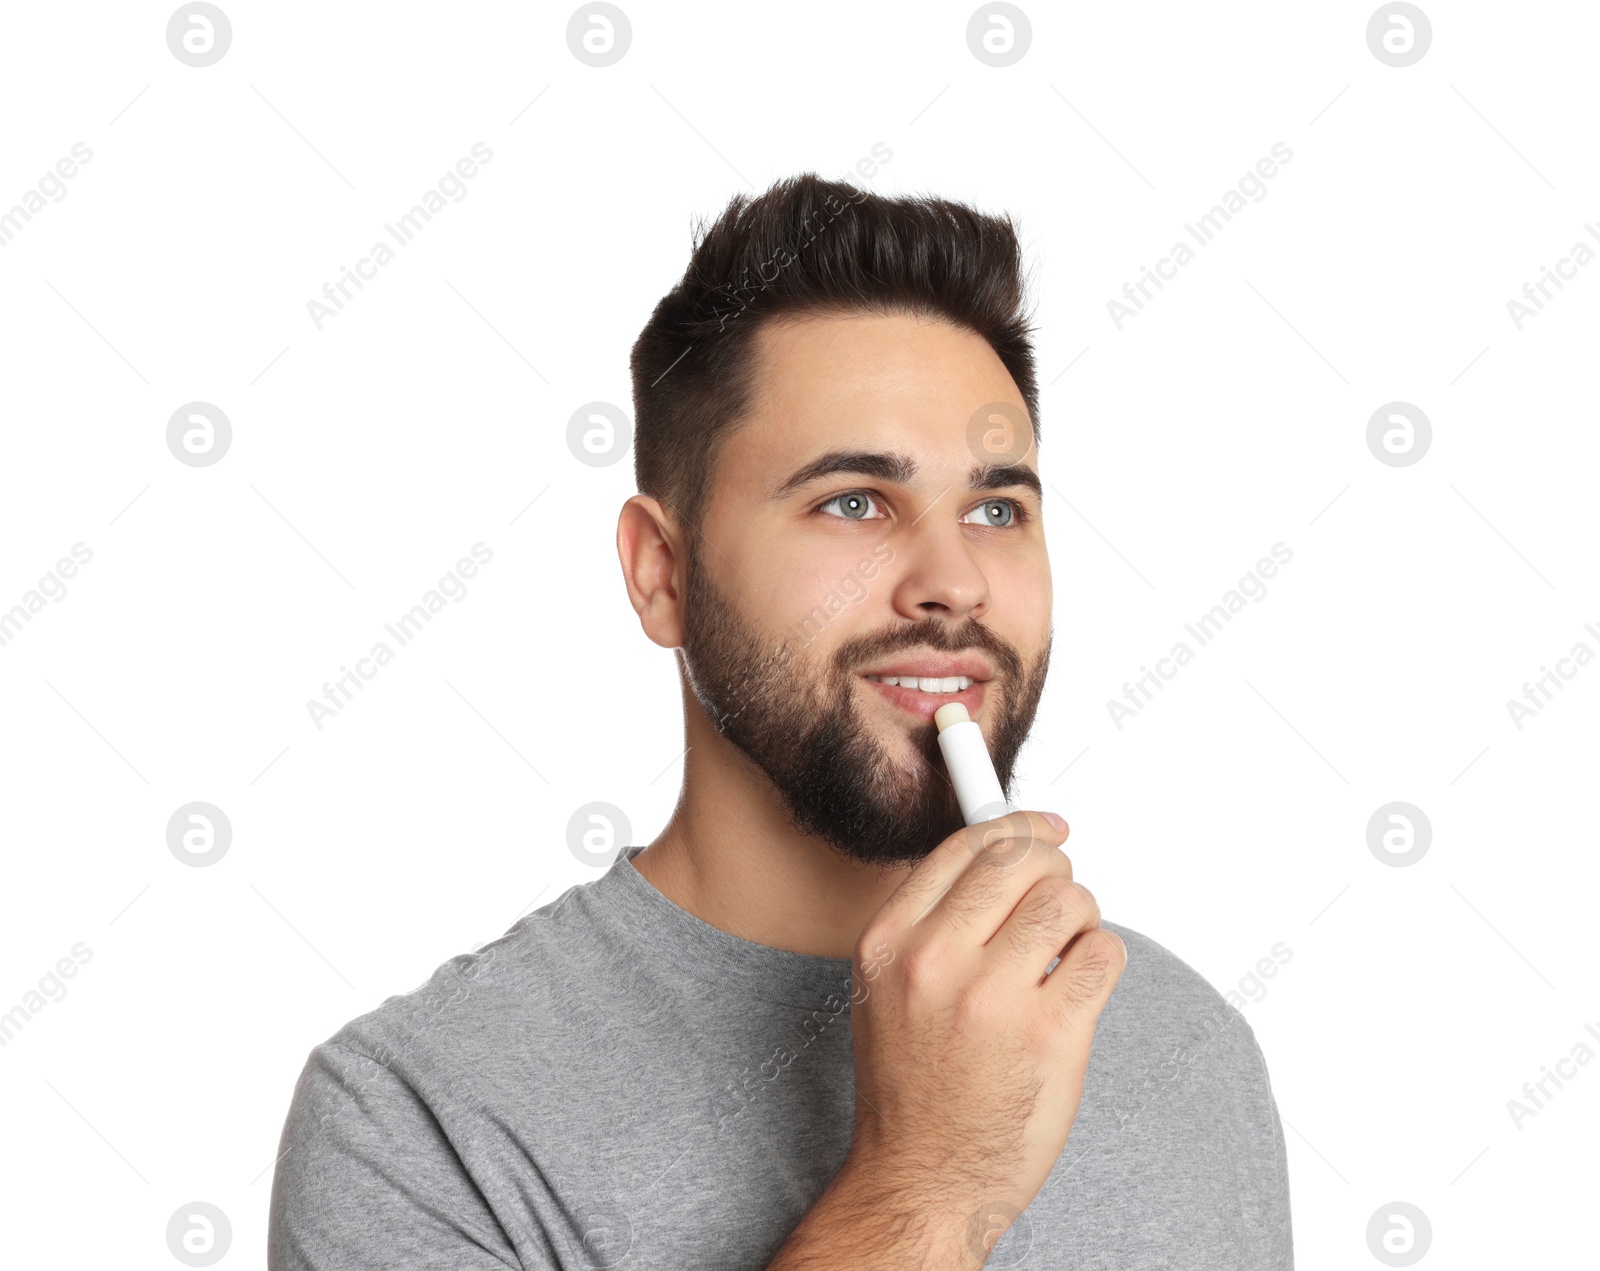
[
  {"x1": 770, "y1": 557, "x2": 883, "y2": 643},
  {"x1": 764, "y1": 541, "x2": 883, "y2": 621},
  {"x1": 1012, "y1": 556, "x2": 1052, "y2": 614},
  {"x1": 990, "y1": 557, "x2": 1052, "y2": 635}
]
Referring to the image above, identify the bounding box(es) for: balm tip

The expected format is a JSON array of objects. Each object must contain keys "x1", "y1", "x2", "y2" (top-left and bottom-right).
[{"x1": 933, "y1": 702, "x2": 970, "y2": 733}]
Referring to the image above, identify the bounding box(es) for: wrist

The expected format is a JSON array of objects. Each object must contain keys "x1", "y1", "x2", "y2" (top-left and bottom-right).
[{"x1": 829, "y1": 1146, "x2": 980, "y2": 1266}]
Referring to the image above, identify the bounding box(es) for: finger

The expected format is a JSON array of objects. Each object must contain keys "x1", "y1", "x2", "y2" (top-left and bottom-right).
[
  {"x1": 865, "y1": 810, "x2": 1068, "y2": 945},
  {"x1": 923, "y1": 831, "x2": 1074, "y2": 950},
  {"x1": 1040, "y1": 924, "x2": 1126, "y2": 1037},
  {"x1": 984, "y1": 877, "x2": 1100, "y2": 980}
]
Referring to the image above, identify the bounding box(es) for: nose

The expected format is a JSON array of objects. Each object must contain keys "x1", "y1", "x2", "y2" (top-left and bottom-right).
[{"x1": 886, "y1": 502, "x2": 992, "y2": 623}]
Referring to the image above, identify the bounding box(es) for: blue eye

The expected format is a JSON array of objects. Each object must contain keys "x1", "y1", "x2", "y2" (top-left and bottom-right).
[
  {"x1": 817, "y1": 491, "x2": 883, "y2": 521},
  {"x1": 964, "y1": 499, "x2": 1023, "y2": 528},
  {"x1": 819, "y1": 486, "x2": 1030, "y2": 525}
]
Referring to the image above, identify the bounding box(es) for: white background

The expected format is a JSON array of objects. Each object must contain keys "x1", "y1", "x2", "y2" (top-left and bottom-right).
[{"x1": 1, "y1": 1, "x2": 1595, "y2": 1266}]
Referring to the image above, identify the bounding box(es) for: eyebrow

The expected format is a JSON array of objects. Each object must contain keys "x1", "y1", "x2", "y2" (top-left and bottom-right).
[{"x1": 767, "y1": 449, "x2": 1042, "y2": 503}]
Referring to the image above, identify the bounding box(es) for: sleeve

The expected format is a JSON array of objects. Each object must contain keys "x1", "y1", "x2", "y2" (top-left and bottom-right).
[
  {"x1": 1252, "y1": 1042, "x2": 1295, "y2": 1269},
  {"x1": 267, "y1": 1041, "x2": 523, "y2": 1270}
]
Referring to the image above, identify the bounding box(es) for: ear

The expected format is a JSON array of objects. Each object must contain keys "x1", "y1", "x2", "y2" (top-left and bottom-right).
[{"x1": 617, "y1": 495, "x2": 687, "y2": 649}]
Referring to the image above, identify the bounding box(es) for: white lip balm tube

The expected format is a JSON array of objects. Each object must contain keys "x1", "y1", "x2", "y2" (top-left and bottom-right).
[{"x1": 933, "y1": 702, "x2": 1015, "y2": 826}]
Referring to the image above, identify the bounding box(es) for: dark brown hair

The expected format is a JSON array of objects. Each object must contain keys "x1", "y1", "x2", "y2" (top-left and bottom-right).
[{"x1": 629, "y1": 172, "x2": 1040, "y2": 540}]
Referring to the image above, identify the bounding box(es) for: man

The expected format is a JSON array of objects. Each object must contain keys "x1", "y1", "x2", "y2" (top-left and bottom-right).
[{"x1": 269, "y1": 173, "x2": 1292, "y2": 1269}]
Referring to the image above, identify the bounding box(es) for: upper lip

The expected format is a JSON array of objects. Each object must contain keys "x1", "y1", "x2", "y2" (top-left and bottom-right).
[{"x1": 860, "y1": 654, "x2": 995, "y2": 682}]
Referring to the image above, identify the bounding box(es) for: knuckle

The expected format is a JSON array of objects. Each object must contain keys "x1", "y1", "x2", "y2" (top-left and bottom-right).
[
  {"x1": 972, "y1": 816, "x2": 1036, "y2": 858},
  {"x1": 853, "y1": 927, "x2": 888, "y2": 967},
  {"x1": 951, "y1": 973, "x2": 1004, "y2": 1024},
  {"x1": 1028, "y1": 881, "x2": 1070, "y2": 926},
  {"x1": 897, "y1": 944, "x2": 944, "y2": 996},
  {"x1": 1063, "y1": 930, "x2": 1124, "y2": 1001},
  {"x1": 971, "y1": 824, "x2": 1031, "y2": 871},
  {"x1": 1017, "y1": 837, "x2": 1074, "y2": 882},
  {"x1": 1057, "y1": 880, "x2": 1099, "y2": 927},
  {"x1": 1083, "y1": 925, "x2": 1126, "y2": 968},
  {"x1": 1049, "y1": 934, "x2": 1126, "y2": 1024},
  {"x1": 948, "y1": 865, "x2": 1006, "y2": 919},
  {"x1": 1000, "y1": 893, "x2": 1063, "y2": 960}
]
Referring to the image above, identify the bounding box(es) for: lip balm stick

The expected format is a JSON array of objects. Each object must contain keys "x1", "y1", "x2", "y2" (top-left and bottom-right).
[
  {"x1": 937, "y1": 702, "x2": 1064, "y2": 973},
  {"x1": 936, "y1": 702, "x2": 1065, "y2": 974},
  {"x1": 933, "y1": 702, "x2": 1015, "y2": 826}
]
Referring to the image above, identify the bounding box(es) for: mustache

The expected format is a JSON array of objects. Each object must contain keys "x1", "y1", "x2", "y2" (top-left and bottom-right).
[{"x1": 833, "y1": 618, "x2": 1024, "y2": 681}]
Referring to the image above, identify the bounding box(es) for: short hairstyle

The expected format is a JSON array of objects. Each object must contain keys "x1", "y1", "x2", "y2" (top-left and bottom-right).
[{"x1": 629, "y1": 172, "x2": 1040, "y2": 541}]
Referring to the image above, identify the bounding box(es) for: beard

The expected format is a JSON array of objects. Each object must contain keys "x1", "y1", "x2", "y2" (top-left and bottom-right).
[{"x1": 677, "y1": 541, "x2": 1051, "y2": 868}]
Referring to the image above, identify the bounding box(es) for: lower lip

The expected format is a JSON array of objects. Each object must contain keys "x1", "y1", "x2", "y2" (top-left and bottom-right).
[{"x1": 861, "y1": 676, "x2": 988, "y2": 721}]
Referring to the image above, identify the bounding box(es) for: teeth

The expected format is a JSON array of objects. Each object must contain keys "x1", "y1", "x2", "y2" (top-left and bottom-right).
[{"x1": 866, "y1": 675, "x2": 972, "y2": 693}]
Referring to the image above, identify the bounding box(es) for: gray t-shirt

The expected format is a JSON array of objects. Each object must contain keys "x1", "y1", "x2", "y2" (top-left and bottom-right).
[{"x1": 268, "y1": 845, "x2": 1292, "y2": 1269}]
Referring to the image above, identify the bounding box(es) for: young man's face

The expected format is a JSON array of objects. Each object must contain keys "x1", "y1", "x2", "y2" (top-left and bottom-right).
[{"x1": 679, "y1": 310, "x2": 1053, "y2": 866}]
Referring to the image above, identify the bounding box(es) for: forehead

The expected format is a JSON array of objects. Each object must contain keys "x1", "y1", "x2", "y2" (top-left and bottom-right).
[{"x1": 728, "y1": 310, "x2": 1027, "y2": 478}]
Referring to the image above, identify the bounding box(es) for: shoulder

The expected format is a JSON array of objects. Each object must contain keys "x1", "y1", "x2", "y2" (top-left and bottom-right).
[
  {"x1": 1072, "y1": 924, "x2": 1294, "y2": 1259},
  {"x1": 314, "y1": 880, "x2": 594, "y2": 1084},
  {"x1": 1099, "y1": 921, "x2": 1240, "y2": 1016},
  {"x1": 270, "y1": 885, "x2": 596, "y2": 1225},
  {"x1": 1096, "y1": 920, "x2": 1274, "y2": 1087}
]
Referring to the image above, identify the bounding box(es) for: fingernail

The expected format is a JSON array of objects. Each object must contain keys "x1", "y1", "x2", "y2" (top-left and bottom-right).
[{"x1": 1043, "y1": 811, "x2": 1067, "y2": 831}]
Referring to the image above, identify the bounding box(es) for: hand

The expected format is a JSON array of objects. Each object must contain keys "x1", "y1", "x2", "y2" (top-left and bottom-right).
[{"x1": 844, "y1": 810, "x2": 1126, "y2": 1256}]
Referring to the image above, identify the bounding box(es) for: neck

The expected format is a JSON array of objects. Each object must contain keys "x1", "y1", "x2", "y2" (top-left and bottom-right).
[{"x1": 629, "y1": 683, "x2": 911, "y2": 959}]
